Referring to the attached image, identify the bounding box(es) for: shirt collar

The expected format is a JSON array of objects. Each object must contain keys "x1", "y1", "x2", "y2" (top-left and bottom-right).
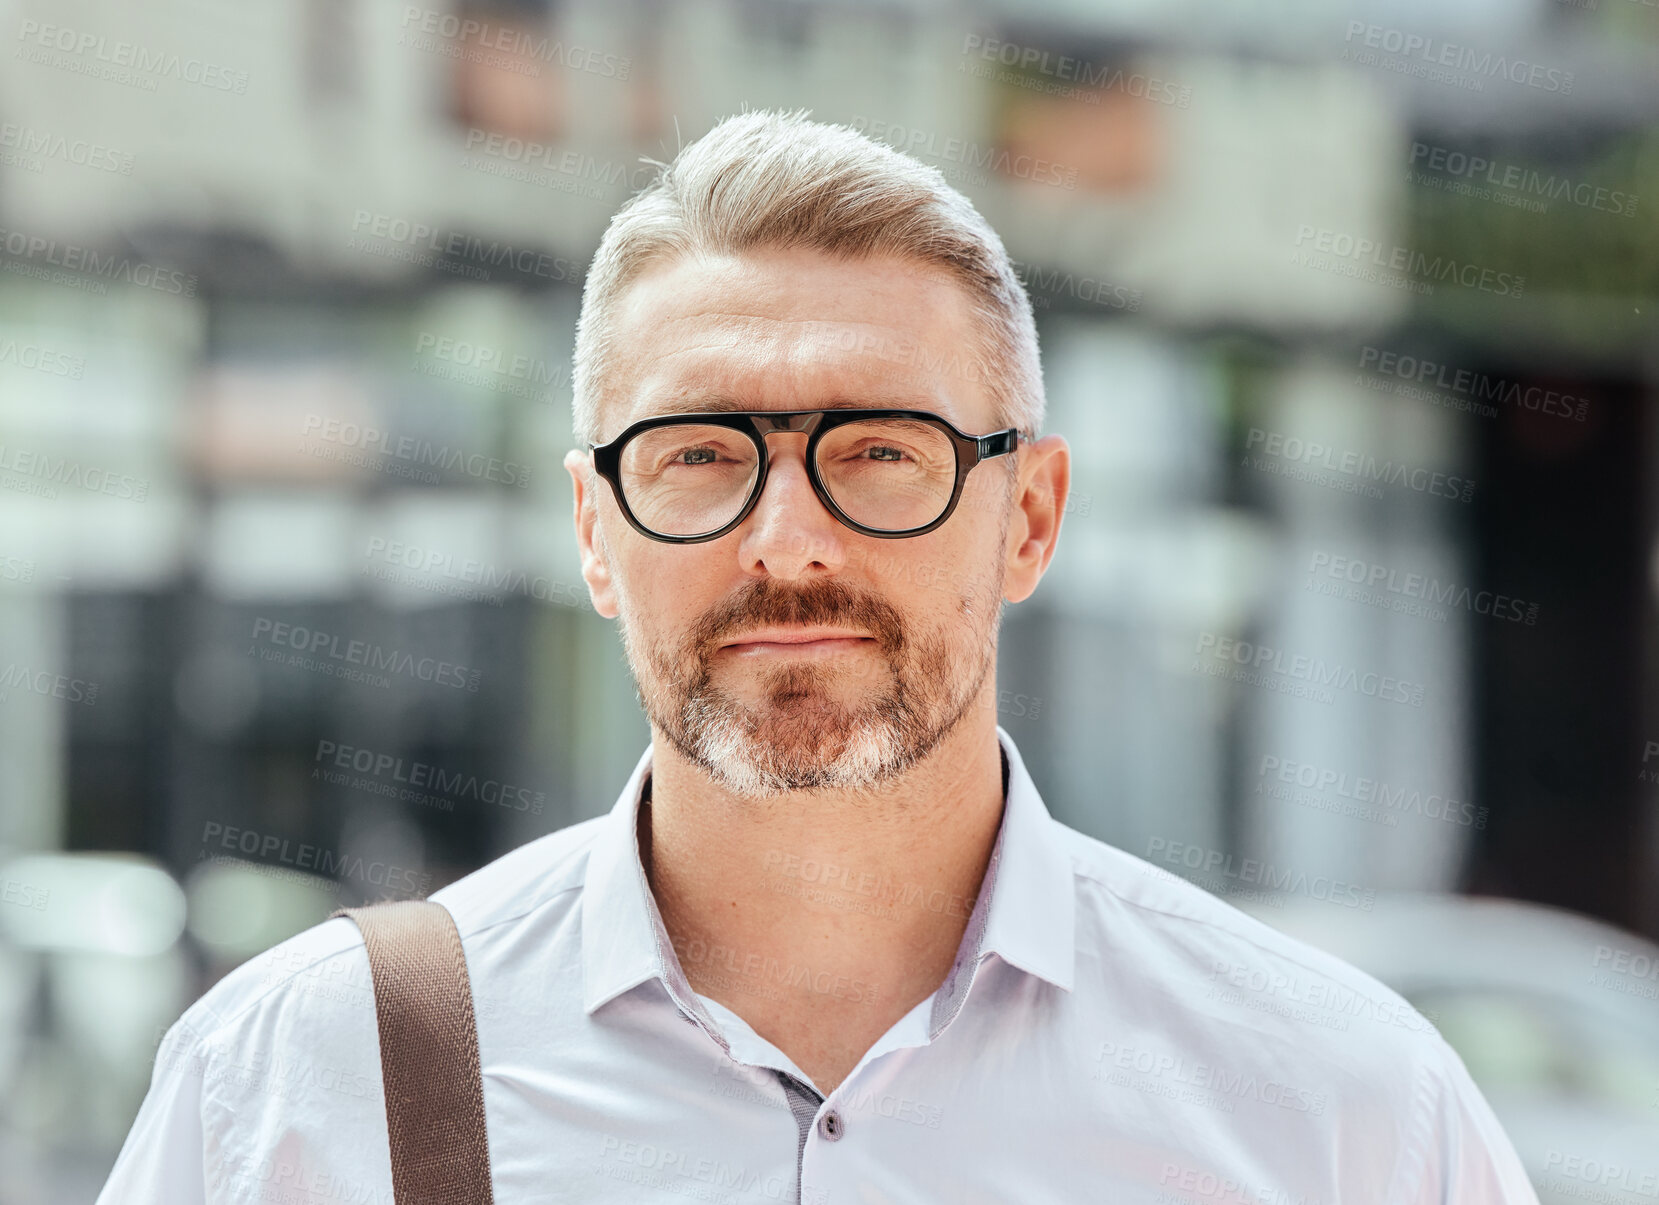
[
  {"x1": 976, "y1": 726, "x2": 1076, "y2": 991},
  {"x1": 581, "y1": 726, "x2": 1076, "y2": 1018}
]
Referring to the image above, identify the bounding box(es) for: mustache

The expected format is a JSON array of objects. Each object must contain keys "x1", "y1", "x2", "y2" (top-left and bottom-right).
[{"x1": 690, "y1": 579, "x2": 907, "y2": 655}]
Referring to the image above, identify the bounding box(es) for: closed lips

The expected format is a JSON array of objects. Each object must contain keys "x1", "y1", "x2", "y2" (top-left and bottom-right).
[{"x1": 721, "y1": 629, "x2": 871, "y2": 646}]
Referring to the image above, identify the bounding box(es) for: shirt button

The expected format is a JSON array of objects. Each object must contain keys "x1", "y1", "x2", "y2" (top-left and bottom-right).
[{"x1": 818, "y1": 1109, "x2": 845, "y2": 1141}]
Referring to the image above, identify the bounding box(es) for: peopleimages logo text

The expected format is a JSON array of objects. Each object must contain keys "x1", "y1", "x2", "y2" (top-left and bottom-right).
[
  {"x1": 1409, "y1": 143, "x2": 1636, "y2": 217},
  {"x1": 398, "y1": 7, "x2": 631, "y2": 79},
  {"x1": 1341, "y1": 23, "x2": 1573, "y2": 93},
  {"x1": 1293, "y1": 225, "x2": 1524, "y2": 297},
  {"x1": 0, "y1": 444, "x2": 149, "y2": 502},
  {"x1": 849, "y1": 117, "x2": 1078, "y2": 190},
  {"x1": 1246, "y1": 428, "x2": 1474, "y2": 502},
  {"x1": 0, "y1": 337, "x2": 84, "y2": 378},
  {"x1": 0, "y1": 123, "x2": 134, "y2": 174},
  {"x1": 1543, "y1": 1150, "x2": 1659, "y2": 1196},
  {"x1": 1096, "y1": 1039, "x2": 1330, "y2": 1114},
  {"x1": 959, "y1": 35, "x2": 1192, "y2": 108},
  {"x1": 0, "y1": 226, "x2": 195, "y2": 296},
  {"x1": 1306, "y1": 552, "x2": 1538, "y2": 625},
  {"x1": 15, "y1": 19, "x2": 251, "y2": 92},
  {"x1": 198, "y1": 821, "x2": 429, "y2": 895},
  {"x1": 1011, "y1": 258, "x2": 1141, "y2": 312},
  {"x1": 313, "y1": 740, "x2": 545, "y2": 815},
  {"x1": 249, "y1": 618, "x2": 481, "y2": 691},
  {"x1": 1146, "y1": 838, "x2": 1377, "y2": 911},
  {"x1": 1358, "y1": 347, "x2": 1589, "y2": 422},
  {"x1": 1257, "y1": 755, "x2": 1487, "y2": 828},
  {"x1": 1195, "y1": 633, "x2": 1427, "y2": 708},
  {"x1": 300, "y1": 415, "x2": 529, "y2": 488},
  {"x1": 413, "y1": 332, "x2": 567, "y2": 391}
]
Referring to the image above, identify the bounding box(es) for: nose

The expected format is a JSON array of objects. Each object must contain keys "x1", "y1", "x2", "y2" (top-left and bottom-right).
[{"x1": 736, "y1": 432, "x2": 848, "y2": 579}]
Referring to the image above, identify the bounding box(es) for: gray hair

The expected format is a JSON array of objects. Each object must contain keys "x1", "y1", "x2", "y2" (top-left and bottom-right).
[{"x1": 571, "y1": 108, "x2": 1044, "y2": 453}]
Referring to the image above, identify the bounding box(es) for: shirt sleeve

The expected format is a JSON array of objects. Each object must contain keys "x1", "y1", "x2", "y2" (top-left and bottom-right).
[
  {"x1": 94, "y1": 1011, "x2": 213, "y2": 1205},
  {"x1": 1403, "y1": 1039, "x2": 1540, "y2": 1205}
]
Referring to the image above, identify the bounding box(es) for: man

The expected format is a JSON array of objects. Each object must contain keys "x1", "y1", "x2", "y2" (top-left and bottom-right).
[{"x1": 99, "y1": 110, "x2": 1538, "y2": 1203}]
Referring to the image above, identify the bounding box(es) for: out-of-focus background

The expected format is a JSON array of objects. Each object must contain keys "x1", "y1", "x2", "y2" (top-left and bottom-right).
[{"x1": 1, "y1": 0, "x2": 1657, "y2": 1200}]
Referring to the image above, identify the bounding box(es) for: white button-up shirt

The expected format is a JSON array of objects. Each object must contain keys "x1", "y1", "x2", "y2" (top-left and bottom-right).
[{"x1": 98, "y1": 727, "x2": 1539, "y2": 1204}]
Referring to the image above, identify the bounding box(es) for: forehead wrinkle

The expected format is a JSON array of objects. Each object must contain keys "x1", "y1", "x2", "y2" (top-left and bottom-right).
[
  {"x1": 644, "y1": 321, "x2": 939, "y2": 389},
  {"x1": 614, "y1": 284, "x2": 987, "y2": 432},
  {"x1": 633, "y1": 392, "x2": 945, "y2": 421},
  {"x1": 652, "y1": 306, "x2": 959, "y2": 357},
  {"x1": 646, "y1": 323, "x2": 954, "y2": 402}
]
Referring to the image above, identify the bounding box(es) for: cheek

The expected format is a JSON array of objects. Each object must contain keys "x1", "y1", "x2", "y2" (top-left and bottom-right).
[
  {"x1": 893, "y1": 555, "x2": 981, "y2": 631},
  {"x1": 618, "y1": 548, "x2": 722, "y2": 623},
  {"x1": 928, "y1": 527, "x2": 998, "y2": 609}
]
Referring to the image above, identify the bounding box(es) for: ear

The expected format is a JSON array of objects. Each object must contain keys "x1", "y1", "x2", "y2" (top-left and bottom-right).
[
  {"x1": 564, "y1": 449, "x2": 620, "y2": 618},
  {"x1": 1002, "y1": 434, "x2": 1070, "y2": 605}
]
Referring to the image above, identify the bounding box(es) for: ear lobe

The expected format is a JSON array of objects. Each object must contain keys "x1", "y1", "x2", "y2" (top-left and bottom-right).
[{"x1": 582, "y1": 547, "x2": 620, "y2": 619}]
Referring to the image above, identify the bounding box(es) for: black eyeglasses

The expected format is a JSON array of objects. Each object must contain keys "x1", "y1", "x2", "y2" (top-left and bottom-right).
[{"x1": 589, "y1": 409, "x2": 1020, "y2": 543}]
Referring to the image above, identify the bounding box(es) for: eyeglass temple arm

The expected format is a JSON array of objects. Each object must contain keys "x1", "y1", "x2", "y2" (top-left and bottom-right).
[{"x1": 977, "y1": 430, "x2": 1019, "y2": 461}]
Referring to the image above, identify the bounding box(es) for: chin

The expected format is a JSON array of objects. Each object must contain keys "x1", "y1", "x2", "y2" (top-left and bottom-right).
[{"x1": 689, "y1": 705, "x2": 908, "y2": 797}]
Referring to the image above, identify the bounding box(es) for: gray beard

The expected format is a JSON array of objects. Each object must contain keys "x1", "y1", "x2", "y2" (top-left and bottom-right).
[{"x1": 618, "y1": 572, "x2": 1004, "y2": 798}]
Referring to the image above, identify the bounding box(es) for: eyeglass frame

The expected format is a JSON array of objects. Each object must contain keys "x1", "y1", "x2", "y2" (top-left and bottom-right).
[{"x1": 588, "y1": 408, "x2": 1022, "y2": 544}]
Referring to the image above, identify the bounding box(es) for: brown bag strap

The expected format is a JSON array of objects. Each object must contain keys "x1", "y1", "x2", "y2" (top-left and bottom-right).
[{"x1": 332, "y1": 900, "x2": 495, "y2": 1205}]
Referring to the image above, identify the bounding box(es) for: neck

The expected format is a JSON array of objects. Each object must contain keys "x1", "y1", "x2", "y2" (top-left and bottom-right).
[{"x1": 639, "y1": 706, "x2": 1007, "y2": 1091}]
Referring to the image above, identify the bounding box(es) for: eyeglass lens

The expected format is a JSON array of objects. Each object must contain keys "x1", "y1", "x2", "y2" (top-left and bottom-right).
[{"x1": 617, "y1": 419, "x2": 958, "y2": 538}]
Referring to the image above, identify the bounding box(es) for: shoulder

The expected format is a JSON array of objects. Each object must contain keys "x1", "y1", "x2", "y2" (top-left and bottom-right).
[
  {"x1": 171, "y1": 812, "x2": 608, "y2": 1050},
  {"x1": 1041, "y1": 821, "x2": 1532, "y2": 1200},
  {"x1": 429, "y1": 811, "x2": 607, "y2": 938},
  {"x1": 1051, "y1": 819, "x2": 1455, "y2": 1085}
]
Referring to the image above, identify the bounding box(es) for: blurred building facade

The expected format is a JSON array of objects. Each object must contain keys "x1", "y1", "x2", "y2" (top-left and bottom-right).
[{"x1": 0, "y1": 0, "x2": 1656, "y2": 1199}]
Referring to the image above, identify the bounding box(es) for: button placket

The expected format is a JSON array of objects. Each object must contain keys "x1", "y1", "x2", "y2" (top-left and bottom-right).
[{"x1": 778, "y1": 1071, "x2": 824, "y2": 1204}]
